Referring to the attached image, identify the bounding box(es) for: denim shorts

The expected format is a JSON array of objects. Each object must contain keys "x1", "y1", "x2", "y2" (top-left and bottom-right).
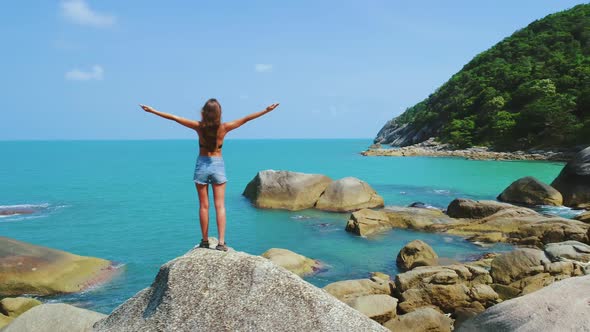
[{"x1": 193, "y1": 156, "x2": 227, "y2": 185}]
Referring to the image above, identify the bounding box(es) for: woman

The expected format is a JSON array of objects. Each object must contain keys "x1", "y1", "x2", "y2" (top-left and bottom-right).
[{"x1": 140, "y1": 99, "x2": 280, "y2": 251}]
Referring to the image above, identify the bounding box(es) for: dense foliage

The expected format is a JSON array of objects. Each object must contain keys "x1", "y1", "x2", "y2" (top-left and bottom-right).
[{"x1": 396, "y1": 4, "x2": 590, "y2": 149}]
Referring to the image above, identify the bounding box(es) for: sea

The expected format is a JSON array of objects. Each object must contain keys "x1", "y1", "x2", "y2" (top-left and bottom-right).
[{"x1": 0, "y1": 139, "x2": 579, "y2": 313}]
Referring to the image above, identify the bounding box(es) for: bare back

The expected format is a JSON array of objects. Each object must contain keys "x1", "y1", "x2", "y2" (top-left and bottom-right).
[{"x1": 196, "y1": 123, "x2": 229, "y2": 157}]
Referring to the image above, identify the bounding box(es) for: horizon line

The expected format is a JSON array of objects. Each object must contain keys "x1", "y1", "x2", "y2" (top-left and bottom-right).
[{"x1": 0, "y1": 137, "x2": 374, "y2": 142}]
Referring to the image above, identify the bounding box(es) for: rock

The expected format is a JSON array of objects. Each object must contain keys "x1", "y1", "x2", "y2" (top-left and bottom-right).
[
  {"x1": 94, "y1": 248, "x2": 387, "y2": 332},
  {"x1": 544, "y1": 240, "x2": 590, "y2": 263},
  {"x1": 446, "y1": 198, "x2": 530, "y2": 219},
  {"x1": 575, "y1": 211, "x2": 590, "y2": 223},
  {"x1": 458, "y1": 275, "x2": 590, "y2": 332},
  {"x1": 373, "y1": 119, "x2": 436, "y2": 147},
  {"x1": 323, "y1": 277, "x2": 393, "y2": 303},
  {"x1": 394, "y1": 264, "x2": 498, "y2": 314},
  {"x1": 0, "y1": 208, "x2": 35, "y2": 216},
  {"x1": 315, "y1": 177, "x2": 384, "y2": 212},
  {"x1": 489, "y1": 248, "x2": 550, "y2": 285},
  {"x1": 552, "y1": 146, "x2": 590, "y2": 208},
  {"x1": 1, "y1": 303, "x2": 105, "y2": 332},
  {"x1": 0, "y1": 237, "x2": 116, "y2": 297},
  {"x1": 381, "y1": 206, "x2": 454, "y2": 230},
  {"x1": 0, "y1": 297, "x2": 42, "y2": 329},
  {"x1": 242, "y1": 170, "x2": 332, "y2": 211},
  {"x1": 396, "y1": 240, "x2": 439, "y2": 271},
  {"x1": 497, "y1": 176, "x2": 563, "y2": 206},
  {"x1": 383, "y1": 307, "x2": 453, "y2": 332},
  {"x1": 345, "y1": 209, "x2": 391, "y2": 236},
  {"x1": 261, "y1": 248, "x2": 321, "y2": 277},
  {"x1": 345, "y1": 294, "x2": 397, "y2": 324}
]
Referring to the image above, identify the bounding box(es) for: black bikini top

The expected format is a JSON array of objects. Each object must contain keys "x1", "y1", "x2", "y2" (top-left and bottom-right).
[{"x1": 199, "y1": 143, "x2": 222, "y2": 149}]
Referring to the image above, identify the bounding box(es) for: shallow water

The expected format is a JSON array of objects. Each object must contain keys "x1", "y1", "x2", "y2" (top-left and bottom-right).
[{"x1": 0, "y1": 139, "x2": 575, "y2": 313}]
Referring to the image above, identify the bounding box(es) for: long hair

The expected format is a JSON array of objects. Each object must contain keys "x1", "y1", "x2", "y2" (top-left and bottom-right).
[{"x1": 200, "y1": 98, "x2": 222, "y2": 152}]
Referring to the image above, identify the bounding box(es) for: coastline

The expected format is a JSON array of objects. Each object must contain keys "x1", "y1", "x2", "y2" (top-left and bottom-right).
[{"x1": 361, "y1": 138, "x2": 575, "y2": 162}]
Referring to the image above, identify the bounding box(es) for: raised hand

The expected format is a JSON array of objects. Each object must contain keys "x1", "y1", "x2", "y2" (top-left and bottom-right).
[
  {"x1": 139, "y1": 104, "x2": 155, "y2": 113},
  {"x1": 265, "y1": 103, "x2": 280, "y2": 112}
]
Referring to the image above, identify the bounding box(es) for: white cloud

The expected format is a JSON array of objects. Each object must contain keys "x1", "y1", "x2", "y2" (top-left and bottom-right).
[
  {"x1": 65, "y1": 65, "x2": 104, "y2": 81},
  {"x1": 61, "y1": 0, "x2": 116, "y2": 27},
  {"x1": 255, "y1": 64, "x2": 273, "y2": 73}
]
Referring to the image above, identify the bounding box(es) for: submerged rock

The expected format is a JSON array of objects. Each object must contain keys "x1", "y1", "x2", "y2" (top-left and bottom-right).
[
  {"x1": 551, "y1": 146, "x2": 590, "y2": 208},
  {"x1": 396, "y1": 240, "x2": 438, "y2": 271},
  {"x1": 315, "y1": 177, "x2": 384, "y2": 212},
  {"x1": 459, "y1": 275, "x2": 590, "y2": 332},
  {"x1": 243, "y1": 170, "x2": 332, "y2": 211},
  {"x1": 0, "y1": 237, "x2": 116, "y2": 297},
  {"x1": 261, "y1": 248, "x2": 322, "y2": 277},
  {"x1": 2, "y1": 303, "x2": 105, "y2": 332},
  {"x1": 498, "y1": 176, "x2": 563, "y2": 206},
  {"x1": 94, "y1": 248, "x2": 387, "y2": 332}
]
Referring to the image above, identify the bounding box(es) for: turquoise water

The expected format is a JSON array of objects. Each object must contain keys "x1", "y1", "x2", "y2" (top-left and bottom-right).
[{"x1": 0, "y1": 139, "x2": 569, "y2": 313}]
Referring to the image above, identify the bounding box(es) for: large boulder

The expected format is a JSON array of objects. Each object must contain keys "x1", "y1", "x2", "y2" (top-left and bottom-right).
[
  {"x1": 384, "y1": 307, "x2": 454, "y2": 332},
  {"x1": 396, "y1": 240, "x2": 439, "y2": 271},
  {"x1": 345, "y1": 209, "x2": 391, "y2": 236},
  {"x1": 0, "y1": 237, "x2": 116, "y2": 297},
  {"x1": 381, "y1": 207, "x2": 453, "y2": 230},
  {"x1": 242, "y1": 170, "x2": 332, "y2": 211},
  {"x1": 497, "y1": 176, "x2": 563, "y2": 206},
  {"x1": 574, "y1": 211, "x2": 590, "y2": 223},
  {"x1": 323, "y1": 274, "x2": 394, "y2": 303},
  {"x1": 544, "y1": 240, "x2": 590, "y2": 263},
  {"x1": 261, "y1": 248, "x2": 322, "y2": 277},
  {"x1": 489, "y1": 245, "x2": 587, "y2": 300},
  {"x1": 394, "y1": 264, "x2": 498, "y2": 314},
  {"x1": 315, "y1": 177, "x2": 384, "y2": 212},
  {"x1": 346, "y1": 294, "x2": 398, "y2": 324},
  {"x1": 458, "y1": 275, "x2": 590, "y2": 332},
  {"x1": 446, "y1": 198, "x2": 534, "y2": 219},
  {"x1": 551, "y1": 146, "x2": 590, "y2": 208},
  {"x1": 1, "y1": 303, "x2": 105, "y2": 332},
  {"x1": 0, "y1": 297, "x2": 42, "y2": 329},
  {"x1": 94, "y1": 248, "x2": 387, "y2": 332}
]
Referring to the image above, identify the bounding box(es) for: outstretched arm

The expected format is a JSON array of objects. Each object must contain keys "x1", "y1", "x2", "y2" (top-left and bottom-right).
[
  {"x1": 140, "y1": 104, "x2": 199, "y2": 130},
  {"x1": 225, "y1": 103, "x2": 279, "y2": 132}
]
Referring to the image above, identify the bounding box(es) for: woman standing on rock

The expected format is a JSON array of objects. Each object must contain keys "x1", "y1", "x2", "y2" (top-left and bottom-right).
[{"x1": 140, "y1": 99, "x2": 280, "y2": 251}]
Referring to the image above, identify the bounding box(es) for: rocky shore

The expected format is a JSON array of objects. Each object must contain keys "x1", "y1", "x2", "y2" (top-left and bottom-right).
[{"x1": 361, "y1": 138, "x2": 576, "y2": 161}]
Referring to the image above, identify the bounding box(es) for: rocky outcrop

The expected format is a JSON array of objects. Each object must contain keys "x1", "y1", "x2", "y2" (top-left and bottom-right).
[
  {"x1": 381, "y1": 206, "x2": 453, "y2": 230},
  {"x1": 315, "y1": 177, "x2": 384, "y2": 212},
  {"x1": 395, "y1": 264, "x2": 499, "y2": 315},
  {"x1": 1, "y1": 303, "x2": 105, "y2": 332},
  {"x1": 0, "y1": 297, "x2": 41, "y2": 328},
  {"x1": 261, "y1": 248, "x2": 322, "y2": 277},
  {"x1": 396, "y1": 240, "x2": 439, "y2": 271},
  {"x1": 489, "y1": 245, "x2": 588, "y2": 300},
  {"x1": 497, "y1": 176, "x2": 563, "y2": 206},
  {"x1": 384, "y1": 307, "x2": 453, "y2": 332},
  {"x1": 446, "y1": 198, "x2": 536, "y2": 219},
  {"x1": 242, "y1": 170, "x2": 332, "y2": 211},
  {"x1": 0, "y1": 237, "x2": 116, "y2": 297},
  {"x1": 373, "y1": 119, "x2": 437, "y2": 147},
  {"x1": 94, "y1": 248, "x2": 387, "y2": 332},
  {"x1": 363, "y1": 138, "x2": 573, "y2": 161},
  {"x1": 345, "y1": 209, "x2": 391, "y2": 236},
  {"x1": 552, "y1": 146, "x2": 590, "y2": 208},
  {"x1": 346, "y1": 294, "x2": 398, "y2": 324},
  {"x1": 458, "y1": 275, "x2": 590, "y2": 332}
]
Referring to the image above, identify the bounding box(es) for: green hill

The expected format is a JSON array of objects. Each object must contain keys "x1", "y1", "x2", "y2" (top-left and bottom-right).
[{"x1": 375, "y1": 4, "x2": 590, "y2": 150}]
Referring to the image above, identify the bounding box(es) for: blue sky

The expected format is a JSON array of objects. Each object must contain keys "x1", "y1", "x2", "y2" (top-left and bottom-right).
[{"x1": 1, "y1": 0, "x2": 586, "y2": 140}]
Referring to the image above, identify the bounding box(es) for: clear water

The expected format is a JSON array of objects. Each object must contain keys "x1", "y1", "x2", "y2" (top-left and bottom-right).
[{"x1": 0, "y1": 139, "x2": 572, "y2": 313}]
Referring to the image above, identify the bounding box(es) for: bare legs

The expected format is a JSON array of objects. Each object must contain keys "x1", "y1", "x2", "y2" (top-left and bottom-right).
[
  {"x1": 195, "y1": 182, "x2": 227, "y2": 245},
  {"x1": 196, "y1": 184, "x2": 210, "y2": 241}
]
